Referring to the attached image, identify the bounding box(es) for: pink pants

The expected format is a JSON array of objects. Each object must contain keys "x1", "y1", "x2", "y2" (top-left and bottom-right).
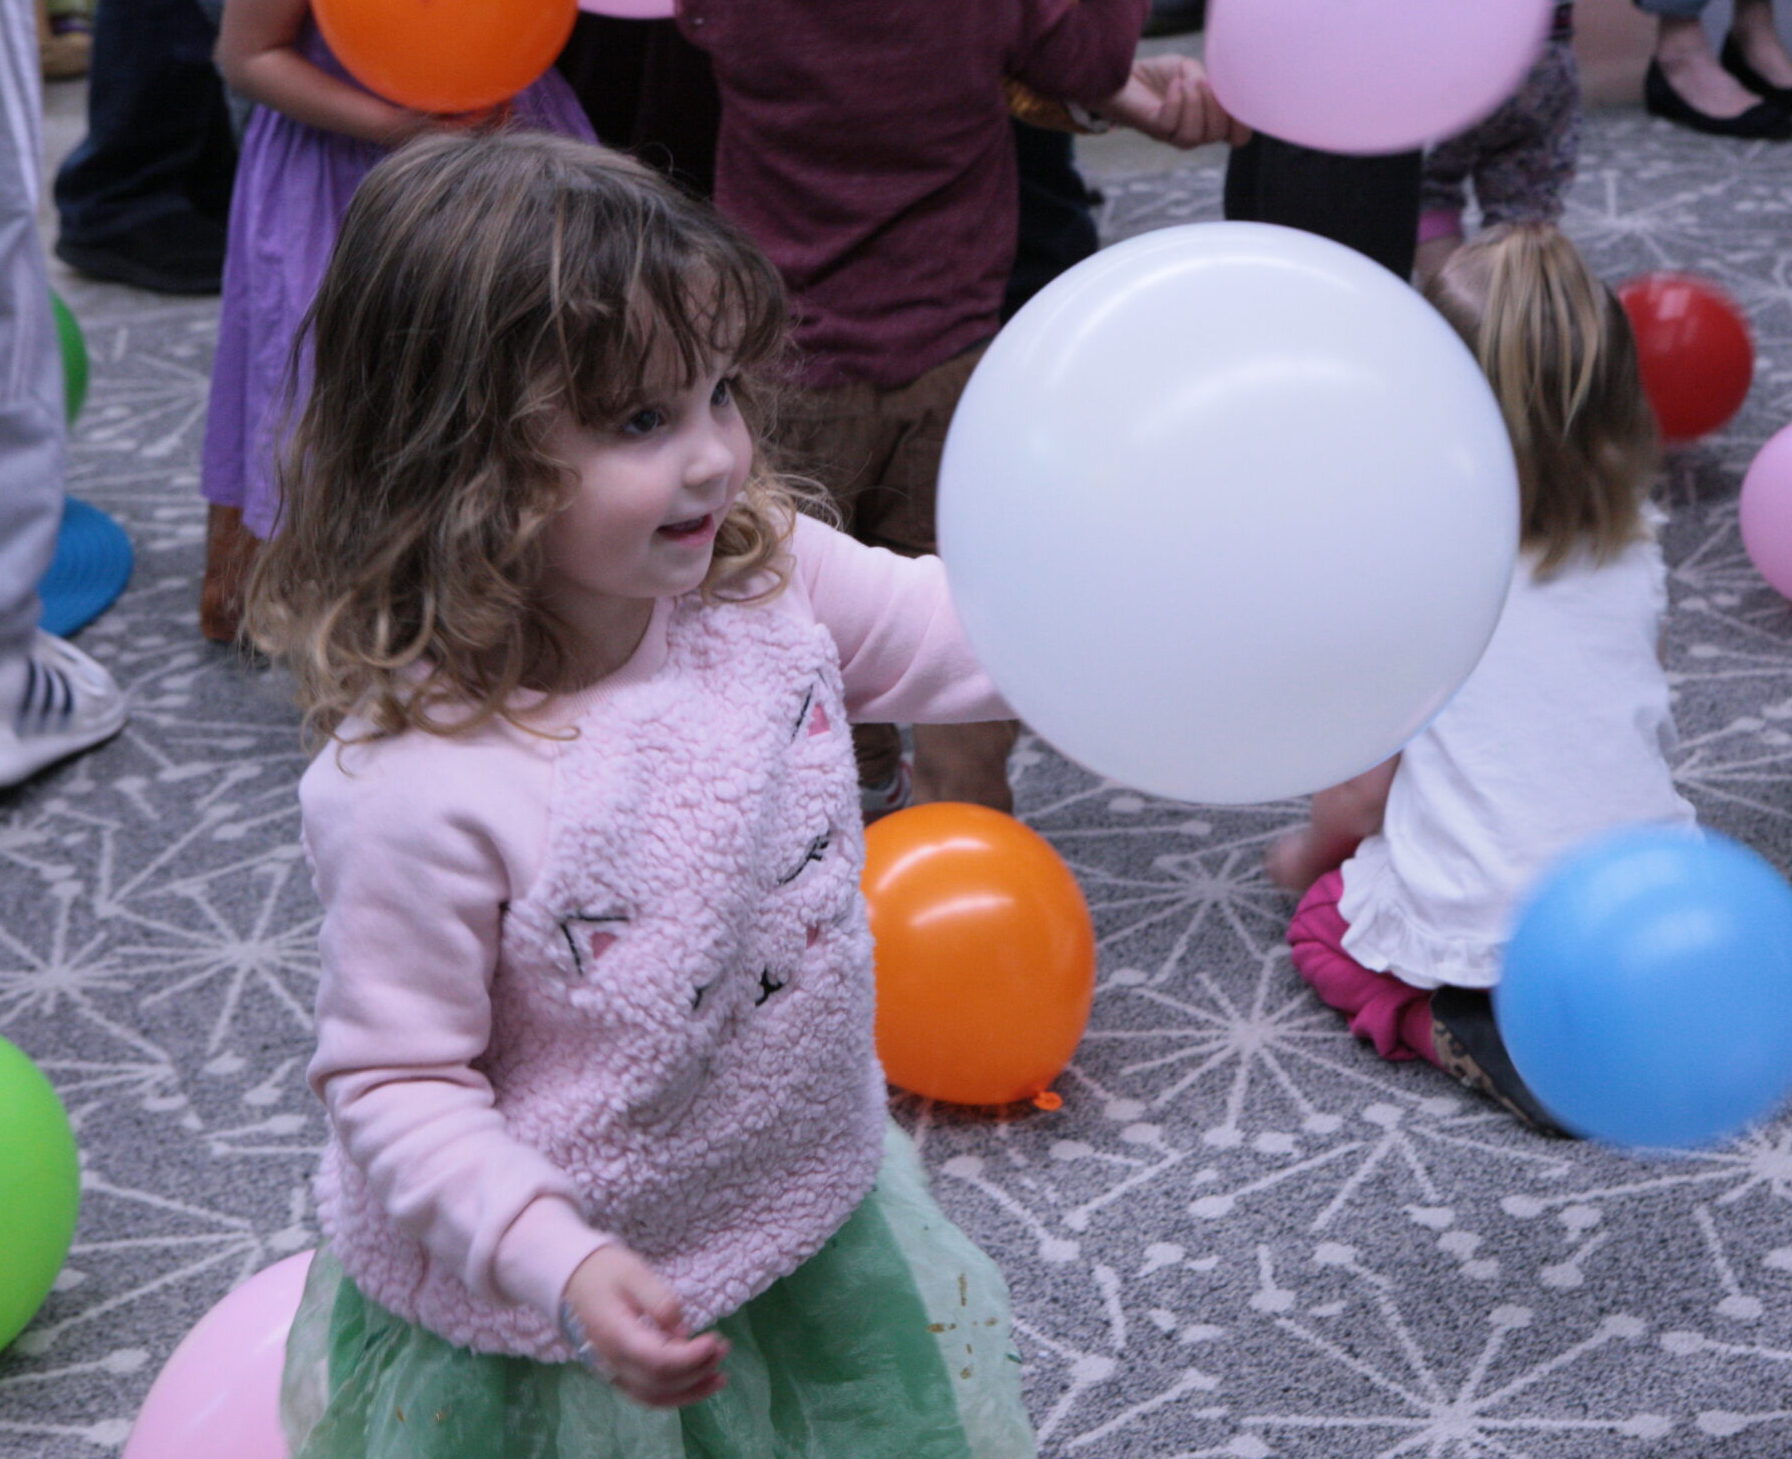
[{"x1": 1287, "y1": 871, "x2": 1440, "y2": 1066}]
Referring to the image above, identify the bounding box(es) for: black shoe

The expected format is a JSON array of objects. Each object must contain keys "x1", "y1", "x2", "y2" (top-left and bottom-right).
[
  {"x1": 1644, "y1": 58, "x2": 1792, "y2": 140},
  {"x1": 1430, "y1": 986, "x2": 1576, "y2": 1138},
  {"x1": 54, "y1": 215, "x2": 225, "y2": 295},
  {"x1": 1720, "y1": 32, "x2": 1792, "y2": 110}
]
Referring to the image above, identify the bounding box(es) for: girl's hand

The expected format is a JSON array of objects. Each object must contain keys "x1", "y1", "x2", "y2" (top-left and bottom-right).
[
  {"x1": 354, "y1": 100, "x2": 516, "y2": 153},
  {"x1": 559, "y1": 1245, "x2": 730, "y2": 1408},
  {"x1": 377, "y1": 103, "x2": 509, "y2": 150},
  {"x1": 431, "y1": 101, "x2": 515, "y2": 132},
  {"x1": 217, "y1": 0, "x2": 517, "y2": 148}
]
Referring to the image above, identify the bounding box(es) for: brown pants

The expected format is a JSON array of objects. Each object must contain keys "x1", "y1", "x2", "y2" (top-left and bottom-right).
[{"x1": 775, "y1": 346, "x2": 1018, "y2": 813}]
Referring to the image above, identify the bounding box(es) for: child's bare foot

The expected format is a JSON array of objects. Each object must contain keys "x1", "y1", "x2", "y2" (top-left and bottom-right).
[
  {"x1": 1266, "y1": 828, "x2": 1326, "y2": 894},
  {"x1": 1269, "y1": 761, "x2": 1397, "y2": 893}
]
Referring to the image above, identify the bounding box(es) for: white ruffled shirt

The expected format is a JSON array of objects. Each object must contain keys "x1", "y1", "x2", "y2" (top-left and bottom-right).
[{"x1": 1338, "y1": 521, "x2": 1695, "y2": 990}]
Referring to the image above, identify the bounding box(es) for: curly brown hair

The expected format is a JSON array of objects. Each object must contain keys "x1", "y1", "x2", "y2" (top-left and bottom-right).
[
  {"x1": 1426, "y1": 223, "x2": 1659, "y2": 578},
  {"x1": 244, "y1": 130, "x2": 816, "y2": 742}
]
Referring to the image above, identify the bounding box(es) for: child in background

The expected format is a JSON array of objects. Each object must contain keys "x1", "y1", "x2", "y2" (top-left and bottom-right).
[
  {"x1": 249, "y1": 131, "x2": 1034, "y2": 1457},
  {"x1": 1267, "y1": 224, "x2": 1694, "y2": 1134},
  {"x1": 1414, "y1": 3, "x2": 1580, "y2": 286},
  {"x1": 196, "y1": 0, "x2": 593, "y2": 642}
]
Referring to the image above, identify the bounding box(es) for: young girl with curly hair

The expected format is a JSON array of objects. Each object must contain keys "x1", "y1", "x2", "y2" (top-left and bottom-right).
[{"x1": 250, "y1": 130, "x2": 1033, "y2": 1458}]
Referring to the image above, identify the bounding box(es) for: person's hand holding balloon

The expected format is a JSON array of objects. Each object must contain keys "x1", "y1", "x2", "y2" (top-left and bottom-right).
[{"x1": 1099, "y1": 54, "x2": 1252, "y2": 150}]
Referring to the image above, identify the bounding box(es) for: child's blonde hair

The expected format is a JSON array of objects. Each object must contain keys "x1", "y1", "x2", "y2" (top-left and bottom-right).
[
  {"x1": 1426, "y1": 223, "x2": 1658, "y2": 577},
  {"x1": 245, "y1": 130, "x2": 811, "y2": 741}
]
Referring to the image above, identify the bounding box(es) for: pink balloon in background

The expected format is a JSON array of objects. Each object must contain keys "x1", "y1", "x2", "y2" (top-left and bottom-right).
[
  {"x1": 122, "y1": 1250, "x2": 314, "y2": 1459},
  {"x1": 576, "y1": 0, "x2": 674, "y2": 16},
  {"x1": 1205, "y1": 0, "x2": 1555, "y2": 155},
  {"x1": 1741, "y1": 424, "x2": 1792, "y2": 599}
]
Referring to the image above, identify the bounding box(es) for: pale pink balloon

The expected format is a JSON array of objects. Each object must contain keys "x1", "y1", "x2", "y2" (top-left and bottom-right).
[
  {"x1": 1741, "y1": 424, "x2": 1792, "y2": 599},
  {"x1": 122, "y1": 1250, "x2": 314, "y2": 1459},
  {"x1": 576, "y1": 0, "x2": 675, "y2": 16},
  {"x1": 1206, "y1": 0, "x2": 1555, "y2": 155}
]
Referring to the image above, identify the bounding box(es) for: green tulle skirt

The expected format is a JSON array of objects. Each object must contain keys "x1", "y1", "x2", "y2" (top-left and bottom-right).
[{"x1": 281, "y1": 1126, "x2": 1036, "y2": 1459}]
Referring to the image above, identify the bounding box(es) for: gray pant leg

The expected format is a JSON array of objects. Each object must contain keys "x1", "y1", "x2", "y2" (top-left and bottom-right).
[{"x1": 0, "y1": 0, "x2": 66, "y2": 666}]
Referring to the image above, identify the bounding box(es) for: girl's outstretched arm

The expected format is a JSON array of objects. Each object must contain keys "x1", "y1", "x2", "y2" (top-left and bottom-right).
[
  {"x1": 789, "y1": 516, "x2": 1012, "y2": 727},
  {"x1": 1267, "y1": 756, "x2": 1400, "y2": 894},
  {"x1": 216, "y1": 0, "x2": 440, "y2": 146}
]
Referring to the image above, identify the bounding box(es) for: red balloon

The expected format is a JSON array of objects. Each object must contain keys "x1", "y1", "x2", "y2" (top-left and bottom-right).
[
  {"x1": 1617, "y1": 272, "x2": 1753, "y2": 444},
  {"x1": 314, "y1": 0, "x2": 577, "y2": 115}
]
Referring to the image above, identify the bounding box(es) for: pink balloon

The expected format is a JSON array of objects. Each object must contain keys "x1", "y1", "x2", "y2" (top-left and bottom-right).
[
  {"x1": 1741, "y1": 424, "x2": 1792, "y2": 599},
  {"x1": 1206, "y1": 0, "x2": 1555, "y2": 155},
  {"x1": 123, "y1": 1251, "x2": 314, "y2": 1459},
  {"x1": 576, "y1": 0, "x2": 674, "y2": 16}
]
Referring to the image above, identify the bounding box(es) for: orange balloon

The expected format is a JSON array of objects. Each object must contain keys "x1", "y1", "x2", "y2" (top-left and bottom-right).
[
  {"x1": 314, "y1": 0, "x2": 578, "y2": 114},
  {"x1": 862, "y1": 803, "x2": 1095, "y2": 1106}
]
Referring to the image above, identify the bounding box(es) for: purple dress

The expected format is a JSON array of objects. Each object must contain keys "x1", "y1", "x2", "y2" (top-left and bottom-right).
[{"x1": 200, "y1": 27, "x2": 594, "y2": 539}]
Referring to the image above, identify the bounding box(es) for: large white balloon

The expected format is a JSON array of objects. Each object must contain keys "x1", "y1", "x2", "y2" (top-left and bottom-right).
[{"x1": 938, "y1": 223, "x2": 1517, "y2": 806}]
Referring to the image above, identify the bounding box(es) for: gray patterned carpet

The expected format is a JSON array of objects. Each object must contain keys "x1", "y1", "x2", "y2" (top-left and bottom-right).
[{"x1": 7, "y1": 106, "x2": 1792, "y2": 1459}]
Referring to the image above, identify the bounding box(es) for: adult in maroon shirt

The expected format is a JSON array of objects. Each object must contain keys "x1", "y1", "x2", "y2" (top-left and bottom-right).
[{"x1": 679, "y1": 0, "x2": 1233, "y2": 814}]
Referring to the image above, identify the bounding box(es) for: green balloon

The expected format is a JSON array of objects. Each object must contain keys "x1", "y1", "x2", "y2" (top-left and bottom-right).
[
  {"x1": 49, "y1": 290, "x2": 88, "y2": 425},
  {"x1": 0, "y1": 1037, "x2": 79, "y2": 1350}
]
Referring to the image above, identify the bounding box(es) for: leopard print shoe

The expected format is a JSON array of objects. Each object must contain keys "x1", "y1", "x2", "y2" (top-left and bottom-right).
[{"x1": 1430, "y1": 985, "x2": 1576, "y2": 1139}]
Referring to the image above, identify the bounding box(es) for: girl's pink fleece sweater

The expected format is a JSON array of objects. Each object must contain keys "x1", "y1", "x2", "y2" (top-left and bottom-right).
[{"x1": 301, "y1": 517, "x2": 1009, "y2": 1360}]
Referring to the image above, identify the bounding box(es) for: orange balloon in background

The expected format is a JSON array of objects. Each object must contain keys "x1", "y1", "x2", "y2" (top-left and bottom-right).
[
  {"x1": 314, "y1": 0, "x2": 578, "y2": 114},
  {"x1": 863, "y1": 803, "x2": 1095, "y2": 1106}
]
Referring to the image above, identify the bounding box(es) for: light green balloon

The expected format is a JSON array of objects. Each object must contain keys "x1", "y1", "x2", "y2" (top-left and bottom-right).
[{"x1": 0, "y1": 1037, "x2": 79, "y2": 1350}]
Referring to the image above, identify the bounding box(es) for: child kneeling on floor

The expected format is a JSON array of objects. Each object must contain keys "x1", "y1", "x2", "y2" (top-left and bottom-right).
[{"x1": 1267, "y1": 223, "x2": 1695, "y2": 1136}]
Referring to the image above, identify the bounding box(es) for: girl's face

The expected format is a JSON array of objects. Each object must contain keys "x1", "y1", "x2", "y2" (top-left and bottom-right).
[{"x1": 540, "y1": 354, "x2": 753, "y2": 623}]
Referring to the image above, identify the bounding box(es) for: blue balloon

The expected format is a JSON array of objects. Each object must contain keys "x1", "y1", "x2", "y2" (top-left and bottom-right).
[{"x1": 1498, "y1": 827, "x2": 1792, "y2": 1148}]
